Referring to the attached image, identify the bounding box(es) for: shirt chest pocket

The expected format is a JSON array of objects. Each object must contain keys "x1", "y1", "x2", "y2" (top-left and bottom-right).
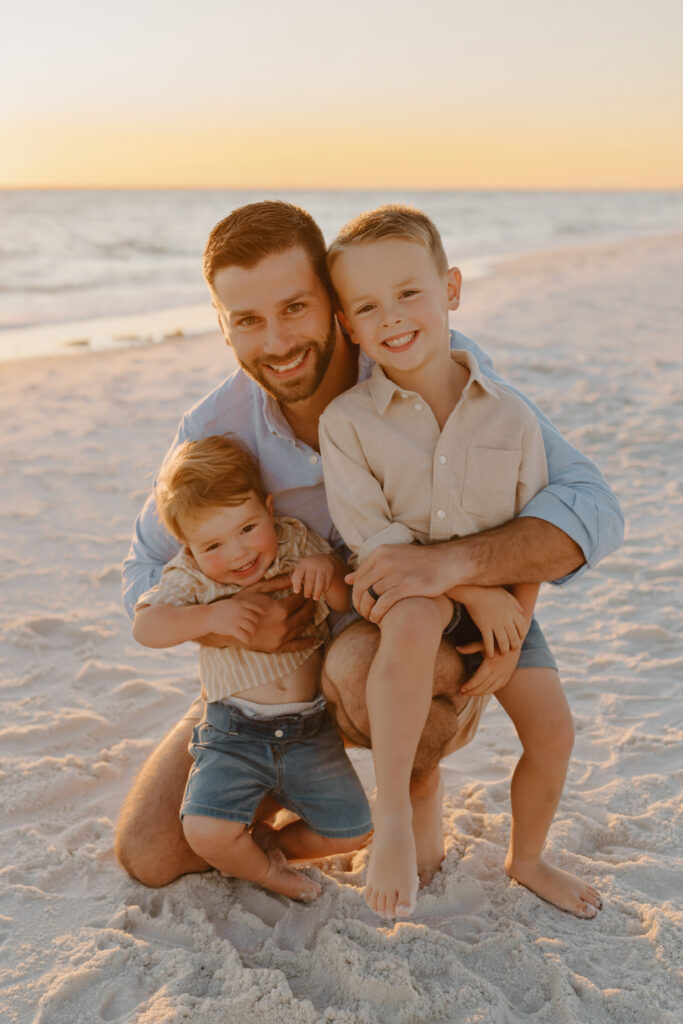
[{"x1": 461, "y1": 447, "x2": 522, "y2": 518}]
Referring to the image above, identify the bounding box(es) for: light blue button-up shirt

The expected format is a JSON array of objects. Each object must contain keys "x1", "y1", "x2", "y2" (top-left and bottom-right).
[{"x1": 122, "y1": 329, "x2": 624, "y2": 619}]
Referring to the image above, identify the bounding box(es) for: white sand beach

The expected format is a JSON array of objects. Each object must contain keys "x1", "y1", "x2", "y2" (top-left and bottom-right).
[{"x1": 1, "y1": 232, "x2": 681, "y2": 1024}]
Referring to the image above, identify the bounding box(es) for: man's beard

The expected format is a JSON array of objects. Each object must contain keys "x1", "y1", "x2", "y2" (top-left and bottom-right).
[{"x1": 238, "y1": 313, "x2": 337, "y2": 404}]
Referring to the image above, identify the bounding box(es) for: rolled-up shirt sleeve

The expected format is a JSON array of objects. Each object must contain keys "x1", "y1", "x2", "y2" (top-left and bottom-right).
[
  {"x1": 452, "y1": 330, "x2": 625, "y2": 584},
  {"x1": 319, "y1": 408, "x2": 415, "y2": 566}
]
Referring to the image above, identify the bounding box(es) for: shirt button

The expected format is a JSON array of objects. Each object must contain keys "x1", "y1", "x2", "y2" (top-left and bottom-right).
[
  {"x1": 438, "y1": 455, "x2": 446, "y2": 464},
  {"x1": 436, "y1": 509, "x2": 446, "y2": 519},
  {"x1": 414, "y1": 403, "x2": 423, "y2": 412},
  {"x1": 274, "y1": 729, "x2": 284, "y2": 738},
  {"x1": 309, "y1": 454, "x2": 319, "y2": 464}
]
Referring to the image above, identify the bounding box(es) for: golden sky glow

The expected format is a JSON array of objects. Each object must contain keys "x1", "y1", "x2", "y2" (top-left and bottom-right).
[{"x1": 2, "y1": 0, "x2": 682, "y2": 189}]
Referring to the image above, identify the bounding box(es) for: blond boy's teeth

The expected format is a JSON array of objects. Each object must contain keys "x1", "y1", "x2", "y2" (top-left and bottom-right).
[
  {"x1": 269, "y1": 351, "x2": 307, "y2": 373},
  {"x1": 384, "y1": 332, "x2": 416, "y2": 348}
]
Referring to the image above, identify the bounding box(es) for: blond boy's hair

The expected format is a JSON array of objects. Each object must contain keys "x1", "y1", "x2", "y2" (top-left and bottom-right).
[
  {"x1": 156, "y1": 436, "x2": 267, "y2": 541},
  {"x1": 326, "y1": 204, "x2": 449, "y2": 281}
]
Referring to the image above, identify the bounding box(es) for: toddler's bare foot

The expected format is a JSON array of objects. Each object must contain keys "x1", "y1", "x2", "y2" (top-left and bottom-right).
[
  {"x1": 505, "y1": 855, "x2": 602, "y2": 918},
  {"x1": 255, "y1": 847, "x2": 321, "y2": 902},
  {"x1": 364, "y1": 807, "x2": 418, "y2": 919},
  {"x1": 410, "y1": 770, "x2": 445, "y2": 887}
]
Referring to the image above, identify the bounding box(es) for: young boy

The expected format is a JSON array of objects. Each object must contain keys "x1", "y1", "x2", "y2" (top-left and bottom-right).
[
  {"x1": 319, "y1": 205, "x2": 597, "y2": 921},
  {"x1": 133, "y1": 435, "x2": 372, "y2": 903}
]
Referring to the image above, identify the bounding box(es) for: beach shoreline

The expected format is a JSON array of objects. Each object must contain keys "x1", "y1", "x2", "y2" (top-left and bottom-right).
[{"x1": 1, "y1": 232, "x2": 681, "y2": 1024}]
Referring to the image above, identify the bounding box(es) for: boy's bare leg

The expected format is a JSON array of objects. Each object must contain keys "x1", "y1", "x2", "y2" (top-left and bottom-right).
[
  {"x1": 323, "y1": 619, "x2": 467, "y2": 889},
  {"x1": 252, "y1": 820, "x2": 371, "y2": 862},
  {"x1": 183, "y1": 815, "x2": 321, "y2": 901},
  {"x1": 333, "y1": 597, "x2": 452, "y2": 918},
  {"x1": 495, "y1": 667, "x2": 602, "y2": 919}
]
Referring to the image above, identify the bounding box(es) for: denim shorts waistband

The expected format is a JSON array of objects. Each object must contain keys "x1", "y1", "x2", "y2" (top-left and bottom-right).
[{"x1": 203, "y1": 700, "x2": 327, "y2": 741}]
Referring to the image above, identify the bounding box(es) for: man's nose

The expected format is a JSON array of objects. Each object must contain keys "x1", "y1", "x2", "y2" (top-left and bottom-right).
[{"x1": 263, "y1": 319, "x2": 293, "y2": 355}]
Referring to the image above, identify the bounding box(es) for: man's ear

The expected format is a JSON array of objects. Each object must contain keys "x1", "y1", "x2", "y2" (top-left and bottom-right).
[
  {"x1": 337, "y1": 309, "x2": 357, "y2": 343},
  {"x1": 447, "y1": 267, "x2": 462, "y2": 311}
]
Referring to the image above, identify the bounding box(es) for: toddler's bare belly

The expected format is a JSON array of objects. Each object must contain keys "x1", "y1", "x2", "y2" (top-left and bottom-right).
[{"x1": 235, "y1": 650, "x2": 322, "y2": 705}]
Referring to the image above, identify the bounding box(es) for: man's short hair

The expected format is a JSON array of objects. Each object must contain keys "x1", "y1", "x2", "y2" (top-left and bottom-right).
[
  {"x1": 203, "y1": 200, "x2": 331, "y2": 293},
  {"x1": 156, "y1": 435, "x2": 267, "y2": 541},
  {"x1": 327, "y1": 204, "x2": 449, "y2": 278}
]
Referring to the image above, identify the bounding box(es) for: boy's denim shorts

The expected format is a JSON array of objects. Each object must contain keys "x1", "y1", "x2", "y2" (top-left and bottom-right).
[{"x1": 181, "y1": 699, "x2": 372, "y2": 838}]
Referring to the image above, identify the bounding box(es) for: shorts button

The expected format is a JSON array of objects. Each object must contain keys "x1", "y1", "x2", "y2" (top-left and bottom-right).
[{"x1": 274, "y1": 728, "x2": 284, "y2": 738}]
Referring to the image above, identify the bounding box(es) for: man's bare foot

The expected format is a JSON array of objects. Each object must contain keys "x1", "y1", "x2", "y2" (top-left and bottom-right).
[
  {"x1": 410, "y1": 769, "x2": 445, "y2": 887},
  {"x1": 505, "y1": 855, "x2": 602, "y2": 918},
  {"x1": 364, "y1": 806, "x2": 419, "y2": 919},
  {"x1": 254, "y1": 847, "x2": 321, "y2": 902}
]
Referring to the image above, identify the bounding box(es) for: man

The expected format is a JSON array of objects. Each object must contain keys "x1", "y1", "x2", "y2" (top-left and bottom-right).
[{"x1": 117, "y1": 201, "x2": 623, "y2": 916}]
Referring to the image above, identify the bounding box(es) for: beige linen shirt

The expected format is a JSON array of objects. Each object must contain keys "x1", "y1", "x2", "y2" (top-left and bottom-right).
[
  {"x1": 319, "y1": 350, "x2": 549, "y2": 753},
  {"x1": 318, "y1": 350, "x2": 549, "y2": 566},
  {"x1": 135, "y1": 517, "x2": 331, "y2": 703}
]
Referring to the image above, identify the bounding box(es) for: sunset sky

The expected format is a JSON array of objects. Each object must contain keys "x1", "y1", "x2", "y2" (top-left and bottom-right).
[{"x1": 3, "y1": 0, "x2": 682, "y2": 189}]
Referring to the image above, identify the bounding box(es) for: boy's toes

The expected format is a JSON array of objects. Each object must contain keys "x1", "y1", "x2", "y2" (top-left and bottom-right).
[
  {"x1": 363, "y1": 886, "x2": 379, "y2": 914},
  {"x1": 396, "y1": 887, "x2": 417, "y2": 918},
  {"x1": 378, "y1": 891, "x2": 394, "y2": 920},
  {"x1": 576, "y1": 898, "x2": 598, "y2": 919}
]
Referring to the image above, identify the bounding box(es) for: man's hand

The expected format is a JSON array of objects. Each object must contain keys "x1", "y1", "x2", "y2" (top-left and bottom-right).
[
  {"x1": 346, "y1": 544, "x2": 456, "y2": 623},
  {"x1": 198, "y1": 575, "x2": 316, "y2": 652},
  {"x1": 347, "y1": 519, "x2": 587, "y2": 624},
  {"x1": 203, "y1": 596, "x2": 266, "y2": 646},
  {"x1": 458, "y1": 644, "x2": 521, "y2": 696}
]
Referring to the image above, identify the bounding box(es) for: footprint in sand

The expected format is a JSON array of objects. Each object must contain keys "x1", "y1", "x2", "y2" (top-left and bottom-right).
[{"x1": 7, "y1": 616, "x2": 113, "y2": 652}]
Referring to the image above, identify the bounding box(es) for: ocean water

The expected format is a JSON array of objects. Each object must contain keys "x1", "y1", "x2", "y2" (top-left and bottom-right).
[{"x1": 1, "y1": 189, "x2": 681, "y2": 362}]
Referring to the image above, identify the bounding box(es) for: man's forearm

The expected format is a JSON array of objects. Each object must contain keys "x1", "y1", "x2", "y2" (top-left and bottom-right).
[{"x1": 445, "y1": 517, "x2": 585, "y2": 589}]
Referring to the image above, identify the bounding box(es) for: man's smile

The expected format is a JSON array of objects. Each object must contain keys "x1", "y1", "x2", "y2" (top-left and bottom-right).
[{"x1": 264, "y1": 348, "x2": 311, "y2": 376}]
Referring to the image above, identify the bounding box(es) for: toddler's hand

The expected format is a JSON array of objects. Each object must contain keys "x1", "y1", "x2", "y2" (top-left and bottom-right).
[
  {"x1": 291, "y1": 555, "x2": 335, "y2": 601},
  {"x1": 205, "y1": 597, "x2": 265, "y2": 645}
]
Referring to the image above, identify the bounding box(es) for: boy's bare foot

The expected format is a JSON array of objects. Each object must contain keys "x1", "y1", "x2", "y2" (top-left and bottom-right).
[
  {"x1": 254, "y1": 847, "x2": 321, "y2": 902},
  {"x1": 364, "y1": 807, "x2": 419, "y2": 919},
  {"x1": 410, "y1": 770, "x2": 445, "y2": 887},
  {"x1": 505, "y1": 855, "x2": 602, "y2": 918}
]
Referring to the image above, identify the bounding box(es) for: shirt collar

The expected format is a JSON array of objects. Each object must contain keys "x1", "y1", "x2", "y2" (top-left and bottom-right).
[{"x1": 368, "y1": 347, "x2": 498, "y2": 415}]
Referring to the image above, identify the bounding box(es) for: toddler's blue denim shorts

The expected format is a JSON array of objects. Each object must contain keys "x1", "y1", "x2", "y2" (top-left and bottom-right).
[{"x1": 181, "y1": 699, "x2": 372, "y2": 838}]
